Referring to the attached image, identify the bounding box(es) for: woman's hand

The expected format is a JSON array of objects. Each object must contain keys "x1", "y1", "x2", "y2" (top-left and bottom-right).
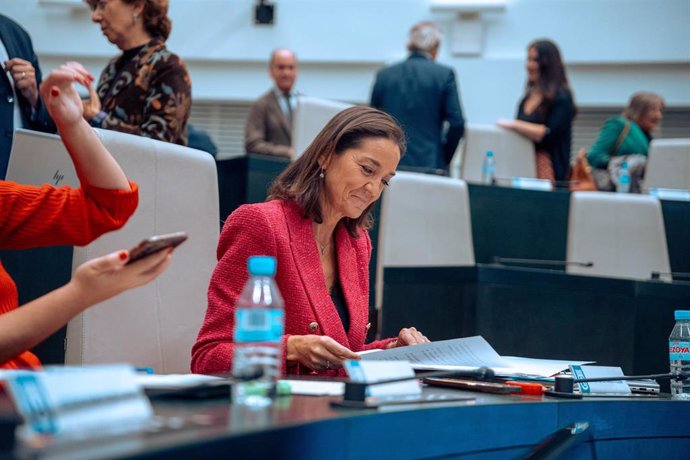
[
  {"x1": 69, "y1": 247, "x2": 172, "y2": 308},
  {"x1": 82, "y1": 84, "x2": 102, "y2": 120},
  {"x1": 40, "y1": 62, "x2": 94, "y2": 128},
  {"x1": 496, "y1": 118, "x2": 516, "y2": 129},
  {"x1": 287, "y1": 335, "x2": 360, "y2": 371},
  {"x1": 387, "y1": 327, "x2": 430, "y2": 349},
  {"x1": 5, "y1": 58, "x2": 39, "y2": 107}
]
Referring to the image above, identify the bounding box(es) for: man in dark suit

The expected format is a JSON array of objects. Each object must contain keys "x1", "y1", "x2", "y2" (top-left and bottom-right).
[
  {"x1": 244, "y1": 48, "x2": 298, "y2": 158},
  {"x1": 0, "y1": 14, "x2": 54, "y2": 178},
  {"x1": 371, "y1": 21, "x2": 465, "y2": 173}
]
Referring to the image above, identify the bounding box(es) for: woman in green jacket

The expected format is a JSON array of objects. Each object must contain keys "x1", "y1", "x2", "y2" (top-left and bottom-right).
[{"x1": 587, "y1": 92, "x2": 664, "y2": 192}]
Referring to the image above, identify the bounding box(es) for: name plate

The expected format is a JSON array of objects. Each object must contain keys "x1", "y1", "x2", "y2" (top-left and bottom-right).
[
  {"x1": 343, "y1": 360, "x2": 421, "y2": 398},
  {"x1": 569, "y1": 365, "x2": 631, "y2": 394},
  {"x1": 511, "y1": 177, "x2": 553, "y2": 191},
  {"x1": 1, "y1": 364, "x2": 153, "y2": 443}
]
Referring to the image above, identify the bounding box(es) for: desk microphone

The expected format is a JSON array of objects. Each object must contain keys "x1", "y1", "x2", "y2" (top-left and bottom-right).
[
  {"x1": 342, "y1": 367, "x2": 495, "y2": 403},
  {"x1": 548, "y1": 371, "x2": 689, "y2": 399},
  {"x1": 491, "y1": 256, "x2": 593, "y2": 268}
]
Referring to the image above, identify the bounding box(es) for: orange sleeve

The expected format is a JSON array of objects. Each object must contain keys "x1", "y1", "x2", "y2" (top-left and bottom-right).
[{"x1": 0, "y1": 180, "x2": 139, "y2": 250}]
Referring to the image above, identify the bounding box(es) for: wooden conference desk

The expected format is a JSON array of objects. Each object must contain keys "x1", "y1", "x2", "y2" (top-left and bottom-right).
[{"x1": 3, "y1": 387, "x2": 689, "y2": 459}]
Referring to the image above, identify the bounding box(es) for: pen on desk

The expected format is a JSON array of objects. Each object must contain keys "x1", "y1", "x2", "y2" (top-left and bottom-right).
[{"x1": 135, "y1": 367, "x2": 154, "y2": 375}]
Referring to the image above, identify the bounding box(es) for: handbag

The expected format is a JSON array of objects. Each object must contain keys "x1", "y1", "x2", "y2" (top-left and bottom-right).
[{"x1": 569, "y1": 148, "x2": 597, "y2": 191}]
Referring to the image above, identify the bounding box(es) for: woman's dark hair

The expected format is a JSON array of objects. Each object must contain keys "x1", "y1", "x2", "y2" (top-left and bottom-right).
[
  {"x1": 86, "y1": 0, "x2": 172, "y2": 40},
  {"x1": 623, "y1": 92, "x2": 664, "y2": 129},
  {"x1": 527, "y1": 39, "x2": 575, "y2": 112},
  {"x1": 268, "y1": 106, "x2": 406, "y2": 236}
]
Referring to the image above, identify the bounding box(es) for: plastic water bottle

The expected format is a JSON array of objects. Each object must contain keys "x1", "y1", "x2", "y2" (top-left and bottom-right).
[
  {"x1": 617, "y1": 161, "x2": 631, "y2": 193},
  {"x1": 232, "y1": 256, "x2": 284, "y2": 407},
  {"x1": 482, "y1": 150, "x2": 496, "y2": 185},
  {"x1": 669, "y1": 310, "x2": 690, "y2": 400}
]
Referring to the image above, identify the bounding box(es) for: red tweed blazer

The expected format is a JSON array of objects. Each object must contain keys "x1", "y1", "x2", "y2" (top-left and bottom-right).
[{"x1": 191, "y1": 199, "x2": 393, "y2": 376}]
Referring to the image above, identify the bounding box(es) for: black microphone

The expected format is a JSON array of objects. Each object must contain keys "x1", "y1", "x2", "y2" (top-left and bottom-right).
[
  {"x1": 492, "y1": 256, "x2": 593, "y2": 268},
  {"x1": 342, "y1": 367, "x2": 495, "y2": 403}
]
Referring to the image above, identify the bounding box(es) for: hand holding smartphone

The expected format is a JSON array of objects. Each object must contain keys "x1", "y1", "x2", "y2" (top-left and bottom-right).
[{"x1": 126, "y1": 232, "x2": 188, "y2": 265}]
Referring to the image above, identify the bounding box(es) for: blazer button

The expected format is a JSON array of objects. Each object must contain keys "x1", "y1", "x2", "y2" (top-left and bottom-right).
[{"x1": 308, "y1": 321, "x2": 319, "y2": 332}]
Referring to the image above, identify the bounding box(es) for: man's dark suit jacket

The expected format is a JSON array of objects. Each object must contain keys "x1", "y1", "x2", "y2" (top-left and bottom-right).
[
  {"x1": 371, "y1": 52, "x2": 465, "y2": 171},
  {"x1": 244, "y1": 90, "x2": 291, "y2": 158},
  {"x1": 0, "y1": 14, "x2": 54, "y2": 178}
]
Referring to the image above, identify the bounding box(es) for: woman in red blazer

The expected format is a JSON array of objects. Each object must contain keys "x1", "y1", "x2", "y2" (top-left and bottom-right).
[{"x1": 192, "y1": 106, "x2": 429, "y2": 376}]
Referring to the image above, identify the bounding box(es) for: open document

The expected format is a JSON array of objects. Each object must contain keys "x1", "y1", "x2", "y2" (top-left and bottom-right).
[{"x1": 361, "y1": 336, "x2": 592, "y2": 378}]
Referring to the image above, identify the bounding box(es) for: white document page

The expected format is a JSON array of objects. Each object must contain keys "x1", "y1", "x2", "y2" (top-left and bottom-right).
[{"x1": 362, "y1": 336, "x2": 592, "y2": 377}]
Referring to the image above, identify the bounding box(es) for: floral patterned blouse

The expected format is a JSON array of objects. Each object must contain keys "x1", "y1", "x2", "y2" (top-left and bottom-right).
[{"x1": 94, "y1": 38, "x2": 192, "y2": 146}]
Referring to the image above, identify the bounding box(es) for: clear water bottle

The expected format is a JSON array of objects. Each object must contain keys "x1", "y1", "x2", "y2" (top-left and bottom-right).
[
  {"x1": 617, "y1": 161, "x2": 631, "y2": 193},
  {"x1": 482, "y1": 150, "x2": 496, "y2": 185},
  {"x1": 669, "y1": 310, "x2": 690, "y2": 400},
  {"x1": 232, "y1": 256, "x2": 284, "y2": 407}
]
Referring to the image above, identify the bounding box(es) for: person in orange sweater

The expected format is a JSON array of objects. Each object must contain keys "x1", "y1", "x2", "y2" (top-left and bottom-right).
[{"x1": 0, "y1": 62, "x2": 149, "y2": 369}]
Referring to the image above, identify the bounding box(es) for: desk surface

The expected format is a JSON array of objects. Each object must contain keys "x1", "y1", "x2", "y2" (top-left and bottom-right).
[{"x1": 10, "y1": 386, "x2": 690, "y2": 460}]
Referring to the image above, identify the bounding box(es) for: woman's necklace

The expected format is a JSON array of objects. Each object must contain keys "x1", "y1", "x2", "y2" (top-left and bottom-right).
[{"x1": 318, "y1": 240, "x2": 331, "y2": 256}]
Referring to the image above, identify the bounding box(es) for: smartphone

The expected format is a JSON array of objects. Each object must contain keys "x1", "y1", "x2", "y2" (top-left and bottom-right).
[{"x1": 126, "y1": 232, "x2": 188, "y2": 265}]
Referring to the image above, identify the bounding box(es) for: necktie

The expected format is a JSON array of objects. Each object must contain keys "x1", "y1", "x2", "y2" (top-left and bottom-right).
[{"x1": 283, "y1": 93, "x2": 293, "y2": 126}]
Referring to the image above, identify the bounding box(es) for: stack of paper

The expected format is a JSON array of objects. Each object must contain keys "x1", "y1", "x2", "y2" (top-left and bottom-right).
[{"x1": 361, "y1": 336, "x2": 592, "y2": 378}]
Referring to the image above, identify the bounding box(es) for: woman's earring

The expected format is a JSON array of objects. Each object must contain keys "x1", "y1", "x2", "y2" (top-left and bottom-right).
[
  {"x1": 133, "y1": 12, "x2": 139, "y2": 22},
  {"x1": 319, "y1": 169, "x2": 325, "y2": 179}
]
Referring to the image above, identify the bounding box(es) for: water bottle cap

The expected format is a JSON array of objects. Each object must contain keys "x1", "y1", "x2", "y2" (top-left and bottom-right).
[
  {"x1": 247, "y1": 256, "x2": 277, "y2": 276},
  {"x1": 487, "y1": 150, "x2": 494, "y2": 157},
  {"x1": 621, "y1": 161, "x2": 628, "y2": 168},
  {"x1": 674, "y1": 310, "x2": 690, "y2": 320}
]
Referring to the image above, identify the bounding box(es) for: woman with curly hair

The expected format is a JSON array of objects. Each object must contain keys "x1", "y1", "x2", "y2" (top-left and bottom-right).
[{"x1": 80, "y1": 0, "x2": 191, "y2": 145}]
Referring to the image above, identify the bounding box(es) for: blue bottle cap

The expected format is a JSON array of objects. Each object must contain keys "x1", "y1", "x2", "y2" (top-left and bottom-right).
[
  {"x1": 247, "y1": 256, "x2": 277, "y2": 276},
  {"x1": 486, "y1": 150, "x2": 494, "y2": 157},
  {"x1": 675, "y1": 310, "x2": 690, "y2": 320}
]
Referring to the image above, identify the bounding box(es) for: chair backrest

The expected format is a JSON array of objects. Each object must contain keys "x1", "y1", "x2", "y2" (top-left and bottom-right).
[
  {"x1": 291, "y1": 95, "x2": 352, "y2": 159},
  {"x1": 460, "y1": 123, "x2": 536, "y2": 183},
  {"x1": 566, "y1": 191, "x2": 670, "y2": 280},
  {"x1": 375, "y1": 172, "x2": 475, "y2": 310},
  {"x1": 7, "y1": 129, "x2": 219, "y2": 373},
  {"x1": 644, "y1": 138, "x2": 690, "y2": 191}
]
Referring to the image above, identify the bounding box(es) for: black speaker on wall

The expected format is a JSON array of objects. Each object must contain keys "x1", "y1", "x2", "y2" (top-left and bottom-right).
[{"x1": 254, "y1": 0, "x2": 275, "y2": 25}]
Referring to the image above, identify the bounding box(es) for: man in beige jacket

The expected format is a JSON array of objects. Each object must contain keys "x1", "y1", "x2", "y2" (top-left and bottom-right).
[{"x1": 244, "y1": 48, "x2": 298, "y2": 158}]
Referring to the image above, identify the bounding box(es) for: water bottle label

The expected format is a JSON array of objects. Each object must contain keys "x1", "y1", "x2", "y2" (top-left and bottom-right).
[
  {"x1": 235, "y1": 309, "x2": 284, "y2": 342},
  {"x1": 669, "y1": 341, "x2": 690, "y2": 360}
]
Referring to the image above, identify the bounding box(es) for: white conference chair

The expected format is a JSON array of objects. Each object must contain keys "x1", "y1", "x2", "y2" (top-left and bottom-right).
[
  {"x1": 566, "y1": 191, "x2": 670, "y2": 280},
  {"x1": 375, "y1": 172, "x2": 475, "y2": 312},
  {"x1": 8, "y1": 129, "x2": 219, "y2": 373},
  {"x1": 291, "y1": 95, "x2": 352, "y2": 159},
  {"x1": 460, "y1": 123, "x2": 536, "y2": 183},
  {"x1": 644, "y1": 138, "x2": 690, "y2": 191}
]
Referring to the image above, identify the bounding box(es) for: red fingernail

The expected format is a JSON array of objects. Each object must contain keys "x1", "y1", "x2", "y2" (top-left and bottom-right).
[
  {"x1": 119, "y1": 251, "x2": 128, "y2": 260},
  {"x1": 50, "y1": 87, "x2": 59, "y2": 97}
]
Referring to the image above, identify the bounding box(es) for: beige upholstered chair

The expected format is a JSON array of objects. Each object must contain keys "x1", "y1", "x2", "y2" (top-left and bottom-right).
[
  {"x1": 460, "y1": 123, "x2": 536, "y2": 183},
  {"x1": 566, "y1": 191, "x2": 670, "y2": 280},
  {"x1": 291, "y1": 95, "x2": 352, "y2": 159},
  {"x1": 375, "y1": 172, "x2": 475, "y2": 311},
  {"x1": 644, "y1": 138, "x2": 690, "y2": 191},
  {"x1": 7, "y1": 129, "x2": 219, "y2": 373}
]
